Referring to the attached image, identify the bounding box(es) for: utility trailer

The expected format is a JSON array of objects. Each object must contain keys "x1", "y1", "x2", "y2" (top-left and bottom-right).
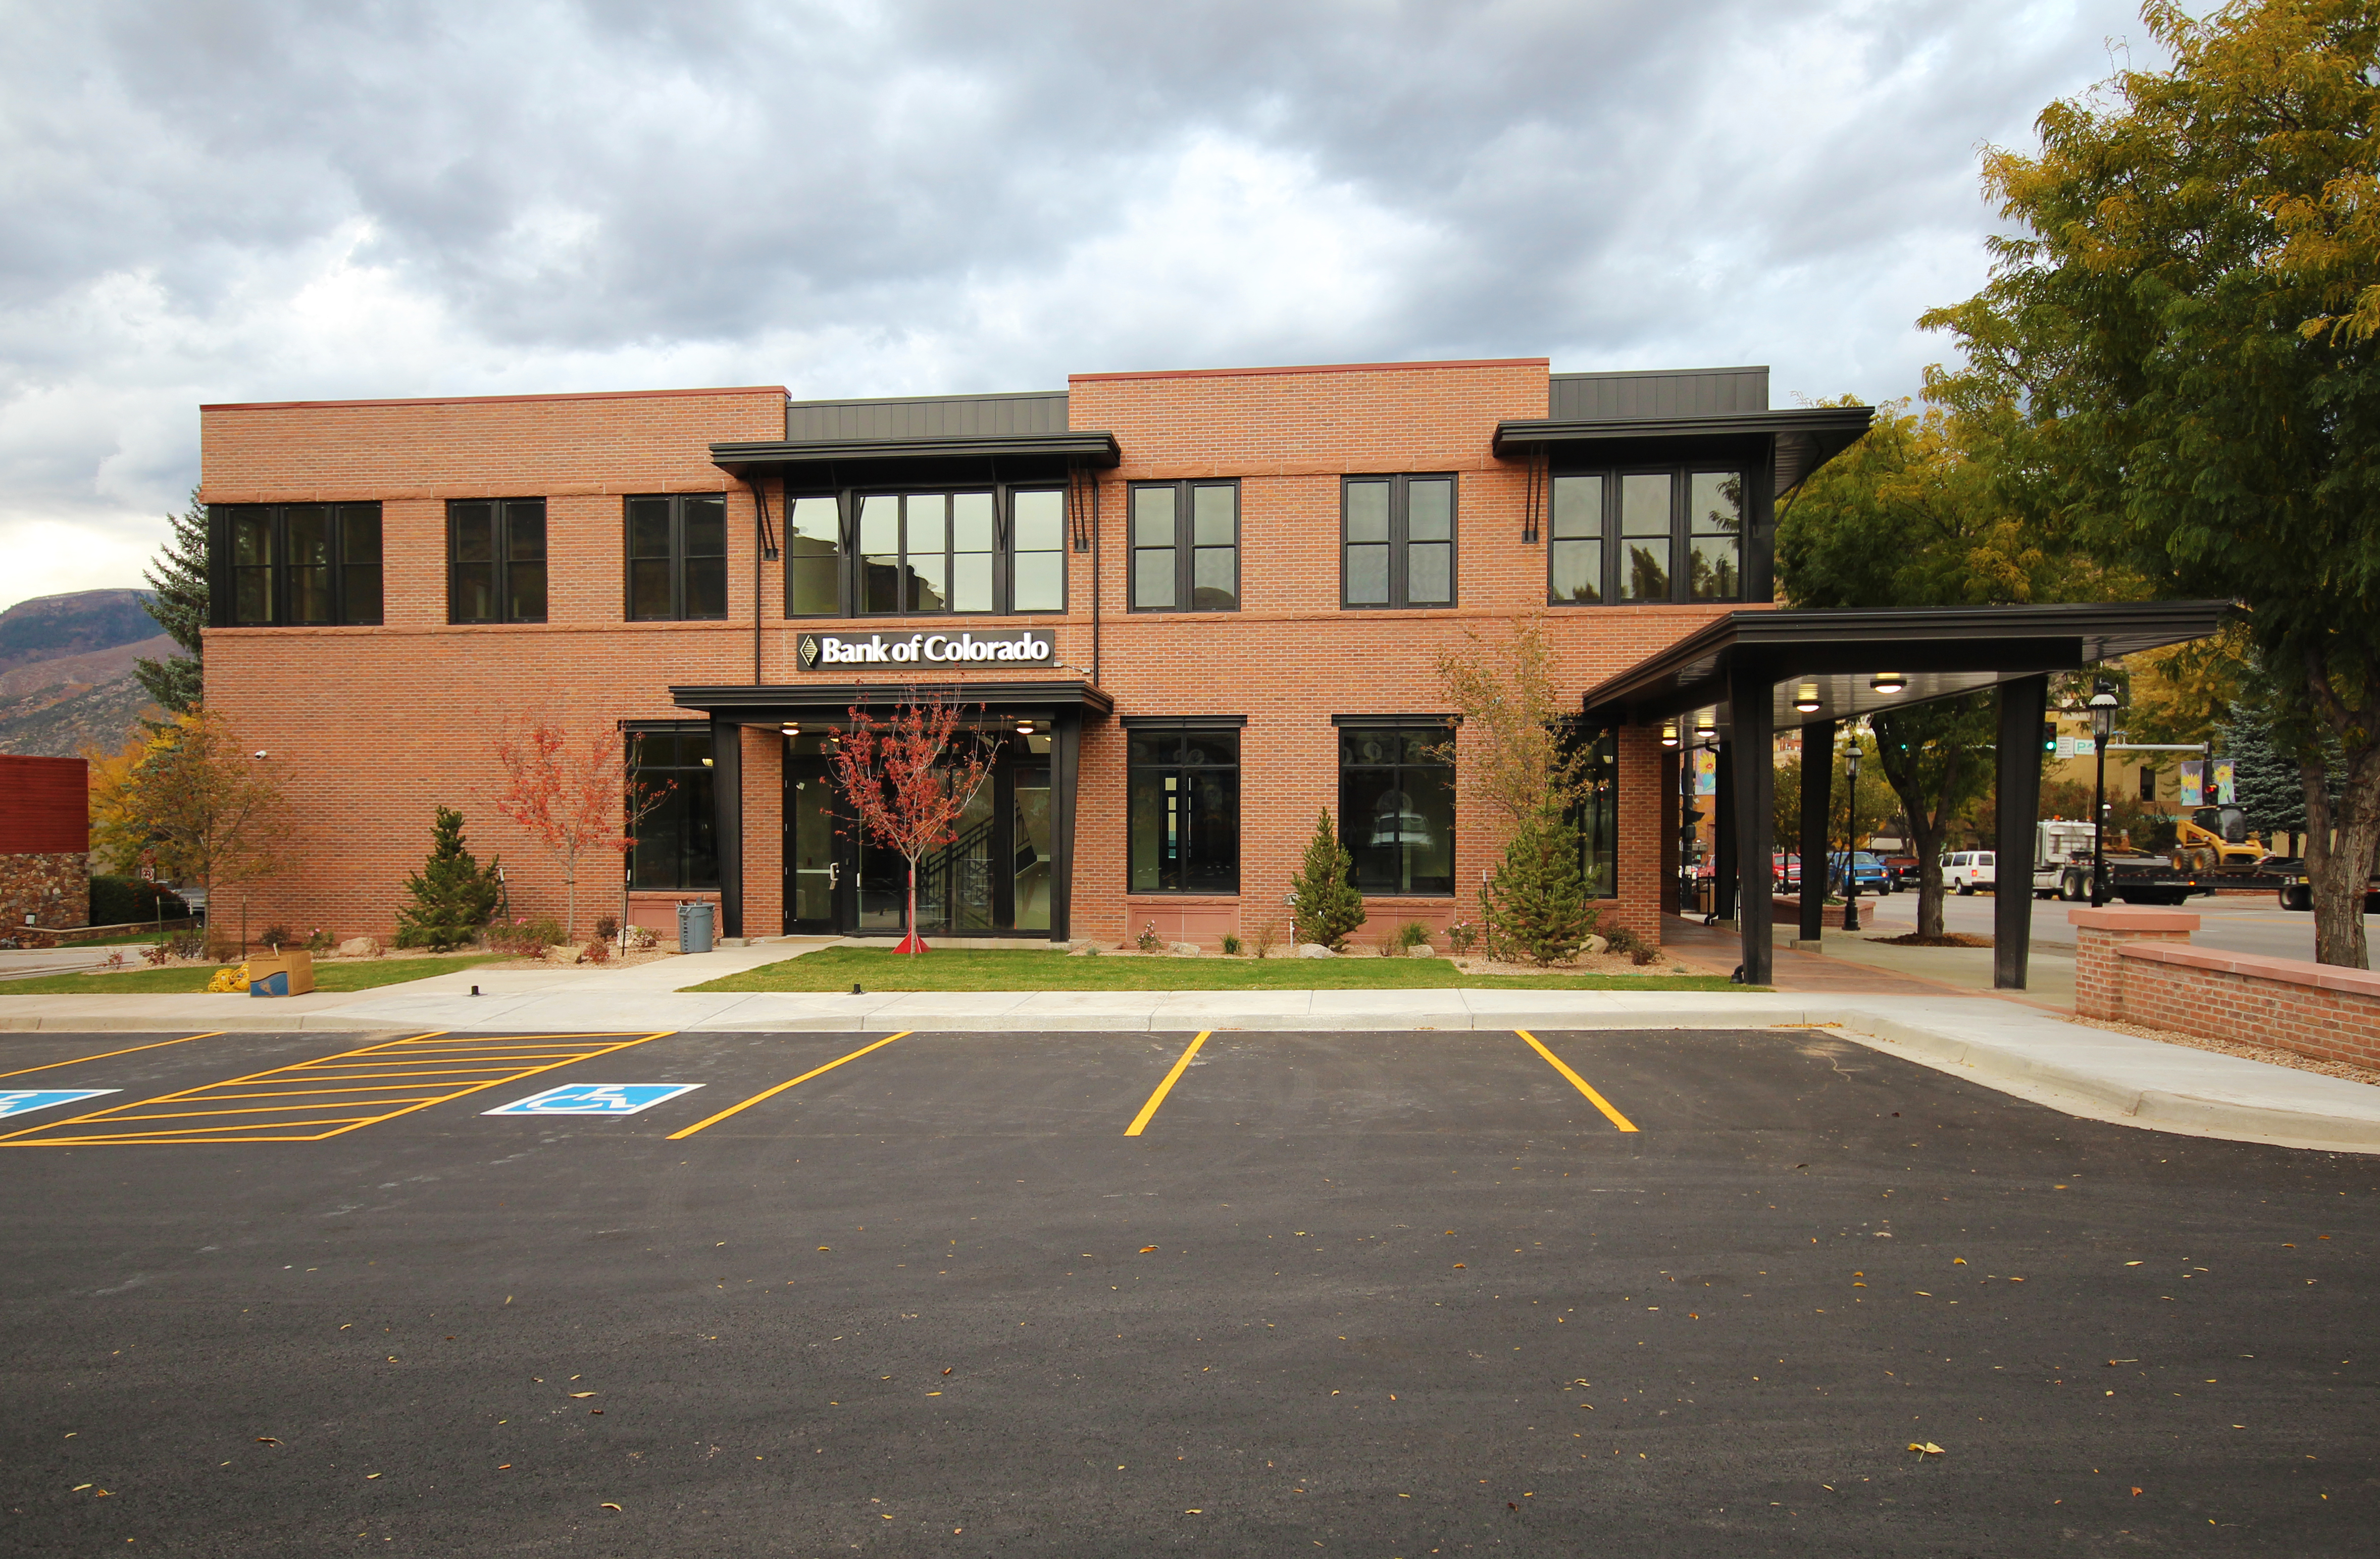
[{"x1": 2031, "y1": 818, "x2": 2206, "y2": 906}]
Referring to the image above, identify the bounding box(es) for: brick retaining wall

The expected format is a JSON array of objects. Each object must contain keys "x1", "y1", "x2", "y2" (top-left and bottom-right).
[{"x1": 2070, "y1": 906, "x2": 2380, "y2": 1070}]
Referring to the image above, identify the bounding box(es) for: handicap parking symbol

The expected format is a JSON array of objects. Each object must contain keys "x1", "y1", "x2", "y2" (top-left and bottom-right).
[
  {"x1": 0, "y1": 1088, "x2": 119, "y2": 1120},
  {"x1": 481, "y1": 1083, "x2": 702, "y2": 1117}
]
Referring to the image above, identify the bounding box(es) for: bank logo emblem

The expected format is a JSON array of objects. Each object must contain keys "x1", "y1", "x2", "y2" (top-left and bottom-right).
[{"x1": 797, "y1": 633, "x2": 822, "y2": 670}]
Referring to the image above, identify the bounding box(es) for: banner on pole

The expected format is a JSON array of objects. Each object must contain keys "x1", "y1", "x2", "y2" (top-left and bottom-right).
[
  {"x1": 2212, "y1": 758, "x2": 2235, "y2": 805},
  {"x1": 2179, "y1": 760, "x2": 2204, "y2": 808}
]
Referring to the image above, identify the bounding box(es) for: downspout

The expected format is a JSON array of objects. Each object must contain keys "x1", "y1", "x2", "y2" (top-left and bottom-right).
[
  {"x1": 750, "y1": 476, "x2": 778, "y2": 685},
  {"x1": 1090, "y1": 470, "x2": 1101, "y2": 685}
]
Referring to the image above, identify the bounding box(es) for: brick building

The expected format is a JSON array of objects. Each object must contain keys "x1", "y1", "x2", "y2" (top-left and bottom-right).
[{"x1": 198, "y1": 356, "x2": 2218, "y2": 978}]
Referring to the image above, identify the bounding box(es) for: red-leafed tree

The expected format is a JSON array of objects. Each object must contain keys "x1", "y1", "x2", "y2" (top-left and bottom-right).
[
  {"x1": 491, "y1": 714, "x2": 631, "y2": 941},
  {"x1": 829, "y1": 698, "x2": 996, "y2": 955}
]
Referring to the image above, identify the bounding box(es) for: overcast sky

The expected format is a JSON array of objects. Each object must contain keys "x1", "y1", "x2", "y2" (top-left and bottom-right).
[{"x1": 0, "y1": 0, "x2": 2166, "y2": 612}]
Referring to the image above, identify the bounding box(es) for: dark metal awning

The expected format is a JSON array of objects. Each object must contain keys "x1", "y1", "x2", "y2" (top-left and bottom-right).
[
  {"x1": 710, "y1": 431, "x2": 1121, "y2": 480},
  {"x1": 1492, "y1": 404, "x2": 1874, "y2": 464},
  {"x1": 671, "y1": 680, "x2": 1115, "y2": 726},
  {"x1": 1579, "y1": 600, "x2": 2233, "y2": 733}
]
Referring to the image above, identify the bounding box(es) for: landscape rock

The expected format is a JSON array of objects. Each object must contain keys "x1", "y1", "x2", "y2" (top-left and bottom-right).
[
  {"x1": 1168, "y1": 941, "x2": 1200, "y2": 957},
  {"x1": 337, "y1": 936, "x2": 380, "y2": 958},
  {"x1": 1067, "y1": 943, "x2": 1101, "y2": 957},
  {"x1": 1585, "y1": 934, "x2": 1609, "y2": 956},
  {"x1": 1409, "y1": 943, "x2": 1435, "y2": 959},
  {"x1": 1297, "y1": 943, "x2": 1337, "y2": 959}
]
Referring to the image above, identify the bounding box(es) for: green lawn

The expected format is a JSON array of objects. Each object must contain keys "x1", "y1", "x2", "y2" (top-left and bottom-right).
[
  {"x1": 690, "y1": 947, "x2": 1748, "y2": 993},
  {"x1": 0, "y1": 954, "x2": 503, "y2": 997}
]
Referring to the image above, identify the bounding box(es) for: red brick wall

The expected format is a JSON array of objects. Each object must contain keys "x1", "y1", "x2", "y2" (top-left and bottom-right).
[
  {"x1": 2071, "y1": 905, "x2": 2380, "y2": 1070},
  {"x1": 0, "y1": 755, "x2": 88, "y2": 853},
  {"x1": 199, "y1": 365, "x2": 1757, "y2": 948}
]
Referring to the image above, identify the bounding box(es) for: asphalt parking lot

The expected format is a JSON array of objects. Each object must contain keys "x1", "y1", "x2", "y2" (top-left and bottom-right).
[{"x1": 2, "y1": 1025, "x2": 2374, "y2": 1556}]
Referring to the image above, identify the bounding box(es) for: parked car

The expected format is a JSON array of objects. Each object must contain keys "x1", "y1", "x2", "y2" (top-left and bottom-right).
[
  {"x1": 1829, "y1": 851, "x2": 1893, "y2": 895},
  {"x1": 1944, "y1": 849, "x2": 1997, "y2": 895},
  {"x1": 1771, "y1": 851, "x2": 1803, "y2": 890},
  {"x1": 1879, "y1": 853, "x2": 1919, "y2": 891}
]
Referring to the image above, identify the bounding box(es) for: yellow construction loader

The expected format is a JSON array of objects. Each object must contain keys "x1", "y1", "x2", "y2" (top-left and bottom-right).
[{"x1": 2171, "y1": 805, "x2": 2265, "y2": 875}]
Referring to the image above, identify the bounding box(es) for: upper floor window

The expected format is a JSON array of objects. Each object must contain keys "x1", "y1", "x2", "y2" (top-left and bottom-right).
[
  {"x1": 785, "y1": 487, "x2": 1068, "y2": 616},
  {"x1": 1343, "y1": 475, "x2": 1455, "y2": 608},
  {"x1": 1130, "y1": 481, "x2": 1239, "y2": 611},
  {"x1": 215, "y1": 503, "x2": 383, "y2": 627},
  {"x1": 449, "y1": 499, "x2": 546, "y2": 623},
  {"x1": 1550, "y1": 469, "x2": 1742, "y2": 606},
  {"x1": 627, "y1": 493, "x2": 728, "y2": 621}
]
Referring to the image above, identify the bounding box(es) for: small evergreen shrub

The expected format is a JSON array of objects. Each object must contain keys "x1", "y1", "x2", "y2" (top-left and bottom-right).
[
  {"x1": 394, "y1": 807, "x2": 503, "y2": 951},
  {"x1": 1220, "y1": 933, "x2": 1243, "y2": 956},
  {"x1": 1397, "y1": 921, "x2": 1432, "y2": 949},
  {"x1": 258, "y1": 923, "x2": 295, "y2": 949},
  {"x1": 1287, "y1": 809, "x2": 1366, "y2": 951},
  {"x1": 595, "y1": 914, "x2": 621, "y2": 943},
  {"x1": 1479, "y1": 811, "x2": 1593, "y2": 966}
]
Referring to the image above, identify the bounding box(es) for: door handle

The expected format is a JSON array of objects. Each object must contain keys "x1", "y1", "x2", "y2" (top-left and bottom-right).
[{"x1": 828, "y1": 862, "x2": 840, "y2": 889}]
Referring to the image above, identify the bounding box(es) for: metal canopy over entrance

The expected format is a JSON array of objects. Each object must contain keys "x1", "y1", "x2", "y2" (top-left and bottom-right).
[
  {"x1": 669, "y1": 680, "x2": 1115, "y2": 943},
  {"x1": 1578, "y1": 601, "x2": 2233, "y2": 990}
]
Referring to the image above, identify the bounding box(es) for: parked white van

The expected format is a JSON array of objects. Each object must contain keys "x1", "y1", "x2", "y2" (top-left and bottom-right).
[{"x1": 1944, "y1": 850, "x2": 1996, "y2": 894}]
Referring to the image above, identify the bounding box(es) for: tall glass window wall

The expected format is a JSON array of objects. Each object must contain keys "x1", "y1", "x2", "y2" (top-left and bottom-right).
[
  {"x1": 627, "y1": 726, "x2": 719, "y2": 891},
  {"x1": 787, "y1": 488, "x2": 1068, "y2": 616}
]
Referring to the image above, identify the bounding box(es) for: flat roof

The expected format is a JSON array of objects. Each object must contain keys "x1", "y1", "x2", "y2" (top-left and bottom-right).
[
  {"x1": 201, "y1": 385, "x2": 789, "y2": 412},
  {"x1": 1068, "y1": 356, "x2": 1547, "y2": 383}
]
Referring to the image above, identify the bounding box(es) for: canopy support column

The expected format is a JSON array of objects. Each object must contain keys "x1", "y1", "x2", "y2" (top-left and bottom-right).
[
  {"x1": 1712, "y1": 740, "x2": 1737, "y2": 921},
  {"x1": 1798, "y1": 718, "x2": 1835, "y2": 944},
  {"x1": 1728, "y1": 664, "x2": 1776, "y2": 985},
  {"x1": 1994, "y1": 674, "x2": 2047, "y2": 989}
]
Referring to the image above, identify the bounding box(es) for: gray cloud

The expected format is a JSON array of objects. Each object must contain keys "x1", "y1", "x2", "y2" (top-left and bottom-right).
[{"x1": 0, "y1": 0, "x2": 2160, "y2": 607}]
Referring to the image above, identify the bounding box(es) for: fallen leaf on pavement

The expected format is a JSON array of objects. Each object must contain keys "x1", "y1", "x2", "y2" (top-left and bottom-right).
[
  {"x1": 256, "y1": 1437, "x2": 280, "y2": 1445},
  {"x1": 1906, "y1": 1442, "x2": 1944, "y2": 1456},
  {"x1": 600, "y1": 1502, "x2": 621, "y2": 1512},
  {"x1": 1139, "y1": 1246, "x2": 1158, "y2": 1254},
  {"x1": 569, "y1": 1392, "x2": 596, "y2": 1398}
]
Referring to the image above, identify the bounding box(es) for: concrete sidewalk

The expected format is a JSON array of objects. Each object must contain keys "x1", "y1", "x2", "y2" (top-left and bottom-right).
[{"x1": 2, "y1": 941, "x2": 2375, "y2": 1156}]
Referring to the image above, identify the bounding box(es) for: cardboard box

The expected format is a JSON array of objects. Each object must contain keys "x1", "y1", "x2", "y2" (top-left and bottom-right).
[{"x1": 247, "y1": 949, "x2": 316, "y2": 997}]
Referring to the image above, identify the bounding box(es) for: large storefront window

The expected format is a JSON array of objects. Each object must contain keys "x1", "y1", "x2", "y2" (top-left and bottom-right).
[
  {"x1": 787, "y1": 488, "x2": 1069, "y2": 616},
  {"x1": 1338, "y1": 722, "x2": 1454, "y2": 895},
  {"x1": 1548, "y1": 468, "x2": 1742, "y2": 606},
  {"x1": 1571, "y1": 724, "x2": 1619, "y2": 898},
  {"x1": 1128, "y1": 728, "x2": 1240, "y2": 893},
  {"x1": 628, "y1": 726, "x2": 718, "y2": 891}
]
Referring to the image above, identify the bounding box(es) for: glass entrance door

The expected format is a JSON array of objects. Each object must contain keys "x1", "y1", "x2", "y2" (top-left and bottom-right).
[
  {"x1": 784, "y1": 731, "x2": 1055, "y2": 937},
  {"x1": 783, "y1": 753, "x2": 843, "y2": 934}
]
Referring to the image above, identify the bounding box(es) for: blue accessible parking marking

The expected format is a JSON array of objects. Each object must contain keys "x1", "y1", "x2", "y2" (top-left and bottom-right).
[
  {"x1": 0, "y1": 1089, "x2": 120, "y2": 1120},
  {"x1": 481, "y1": 1083, "x2": 702, "y2": 1117}
]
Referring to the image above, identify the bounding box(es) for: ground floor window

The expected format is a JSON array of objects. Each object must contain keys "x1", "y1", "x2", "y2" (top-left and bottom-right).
[
  {"x1": 628, "y1": 725, "x2": 718, "y2": 890},
  {"x1": 1338, "y1": 722, "x2": 1454, "y2": 895},
  {"x1": 1572, "y1": 723, "x2": 1619, "y2": 898},
  {"x1": 1128, "y1": 727, "x2": 1240, "y2": 893}
]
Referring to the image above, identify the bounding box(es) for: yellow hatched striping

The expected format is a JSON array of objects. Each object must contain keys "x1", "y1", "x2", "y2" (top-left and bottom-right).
[{"x1": 0, "y1": 1030, "x2": 674, "y2": 1147}]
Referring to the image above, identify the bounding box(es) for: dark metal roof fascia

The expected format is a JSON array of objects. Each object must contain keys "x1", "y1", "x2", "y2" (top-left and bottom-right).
[
  {"x1": 1492, "y1": 405, "x2": 1874, "y2": 458},
  {"x1": 670, "y1": 680, "x2": 1116, "y2": 716},
  {"x1": 710, "y1": 431, "x2": 1121, "y2": 472},
  {"x1": 1576, "y1": 601, "x2": 2234, "y2": 722}
]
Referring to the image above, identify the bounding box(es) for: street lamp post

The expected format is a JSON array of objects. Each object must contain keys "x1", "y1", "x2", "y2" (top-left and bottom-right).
[
  {"x1": 2088, "y1": 680, "x2": 2121, "y2": 908},
  {"x1": 1841, "y1": 739, "x2": 1863, "y2": 933}
]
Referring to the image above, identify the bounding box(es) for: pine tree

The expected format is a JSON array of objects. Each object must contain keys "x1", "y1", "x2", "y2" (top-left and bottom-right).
[
  {"x1": 135, "y1": 487, "x2": 207, "y2": 714},
  {"x1": 394, "y1": 807, "x2": 503, "y2": 951},
  {"x1": 1287, "y1": 808, "x2": 1366, "y2": 951},
  {"x1": 1480, "y1": 811, "x2": 1593, "y2": 965}
]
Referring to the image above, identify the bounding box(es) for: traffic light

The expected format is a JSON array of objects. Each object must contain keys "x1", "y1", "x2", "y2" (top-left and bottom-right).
[{"x1": 2042, "y1": 720, "x2": 2059, "y2": 754}]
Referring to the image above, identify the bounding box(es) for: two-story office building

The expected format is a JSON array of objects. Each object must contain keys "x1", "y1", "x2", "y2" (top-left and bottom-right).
[{"x1": 198, "y1": 355, "x2": 2221, "y2": 978}]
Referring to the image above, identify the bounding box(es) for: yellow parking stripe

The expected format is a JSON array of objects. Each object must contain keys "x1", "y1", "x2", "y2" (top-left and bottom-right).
[
  {"x1": 0, "y1": 1032, "x2": 225, "y2": 1080},
  {"x1": 0, "y1": 1030, "x2": 674, "y2": 1147},
  {"x1": 1516, "y1": 1029, "x2": 1639, "y2": 1132},
  {"x1": 666, "y1": 1032, "x2": 912, "y2": 1140},
  {"x1": 1125, "y1": 1031, "x2": 1210, "y2": 1137}
]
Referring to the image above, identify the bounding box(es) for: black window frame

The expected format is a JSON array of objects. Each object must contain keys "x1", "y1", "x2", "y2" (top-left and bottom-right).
[
  {"x1": 784, "y1": 484, "x2": 1072, "y2": 617},
  {"x1": 1340, "y1": 473, "x2": 1458, "y2": 609},
  {"x1": 1566, "y1": 721, "x2": 1621, "y2": 900},
  {"x1": 447, "y1": 498, "x2": 547, "y2": 625},
  {"x1": 1336, "y1": 718, "x2": 1457, "y2": 897},
  {"x1": 625, "y1": 492, "x2": 730, "y2": 622},
  {"x1": 1126, "y1": 722, "x2": 1244, "y2": 895},
  {"x1": 625, "y1": 723, "x2": 719, "y2": 892},
  {"x1": 208, "y1": 502, "x2": 384, "y2": 628},
  {"x1": 1548, "y1": 466, "x2": 1746, "y2": 607},
  {"x1": 1127, "y1": 479, "x2": 1241, "y2": 613}
]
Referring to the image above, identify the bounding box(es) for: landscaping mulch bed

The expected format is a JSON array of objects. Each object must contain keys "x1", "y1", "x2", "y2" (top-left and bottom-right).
[
  {"x1": 2070, "y1": 1014, "x2": 2380, "y2": 1088},
  {"x1": 1870, "y1": 932, "x2": 1995, "y2": 949}
]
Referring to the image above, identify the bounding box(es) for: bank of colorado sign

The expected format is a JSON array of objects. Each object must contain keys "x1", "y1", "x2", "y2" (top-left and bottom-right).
[{"x1": 796, "y1": 630, "x2": 1053, "y2": 670}]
